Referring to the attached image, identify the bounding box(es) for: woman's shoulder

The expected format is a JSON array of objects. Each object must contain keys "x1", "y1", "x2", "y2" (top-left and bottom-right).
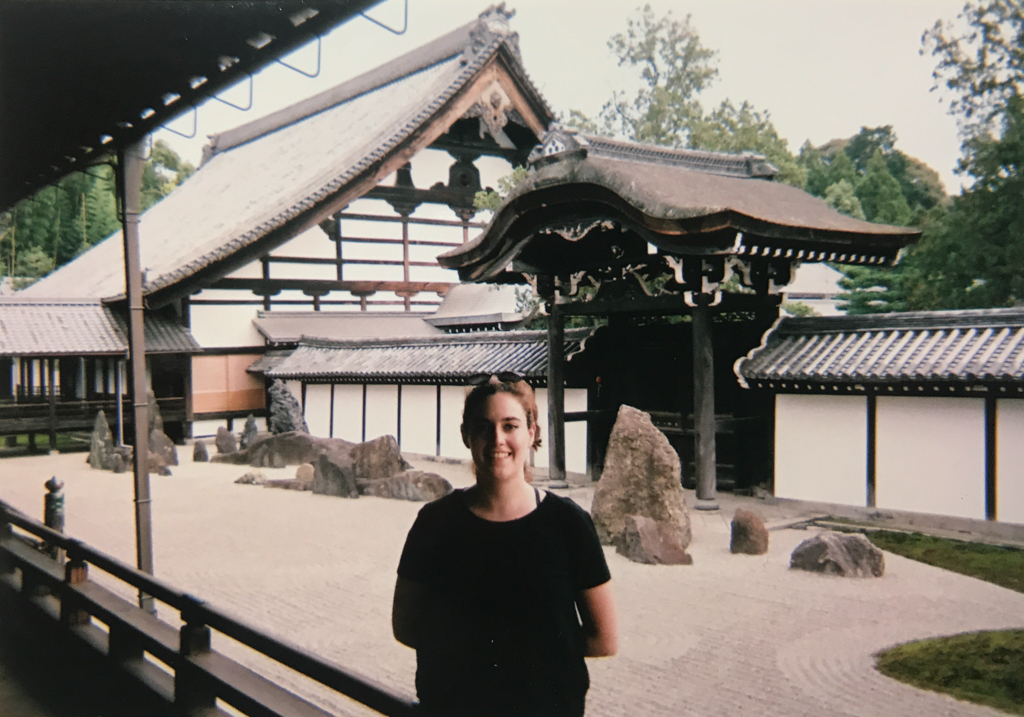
[
  {"x1": 540, "y1": 491, "x2": 595, "y2": 524},
  {"x1": 414, "y1": 488, "x2": 467, "y2": 522}
]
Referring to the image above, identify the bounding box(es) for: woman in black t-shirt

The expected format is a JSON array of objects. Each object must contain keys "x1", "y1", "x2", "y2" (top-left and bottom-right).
[{"x1": 392, "y1": 375, "x2": 618, "y2": 717}]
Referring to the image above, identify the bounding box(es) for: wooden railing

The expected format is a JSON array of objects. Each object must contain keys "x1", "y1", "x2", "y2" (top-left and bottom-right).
[
  {"x1": 0, "y1": 500, "x2": 417, "y2": 717},
  {"x1": 0, "y1": 397, "x2": 186, "y2": 436}
]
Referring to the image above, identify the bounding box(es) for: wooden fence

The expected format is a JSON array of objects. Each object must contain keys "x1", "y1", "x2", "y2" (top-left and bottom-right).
[{"x1": 0, "y1": 500, "x2": 417, "y2": 717}]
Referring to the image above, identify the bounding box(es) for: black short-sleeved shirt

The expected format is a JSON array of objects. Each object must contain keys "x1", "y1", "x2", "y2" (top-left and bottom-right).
[{"x1": 397, "y1": 488, "x2": 611, "y2": 717}]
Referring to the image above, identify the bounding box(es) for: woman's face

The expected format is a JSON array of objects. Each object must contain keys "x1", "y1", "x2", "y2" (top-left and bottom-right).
[{"x1": 466, "y1": 392, "x2": 536, "y2": 483}]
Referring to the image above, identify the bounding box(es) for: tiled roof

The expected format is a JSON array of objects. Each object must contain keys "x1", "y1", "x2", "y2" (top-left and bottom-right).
[
  {"x1": 21, "y1": 7, "x2": 550, "y2": 303},
  {"x1": 0, "y1": 299, "x2": 199, "y2": 356},
  {"x1": 736, "y1": 308, "x2": 1024, "y2": 386},
  {"x1": 424, "y1": 283, "x2": 521, "y2": 328},
  {"x1": 253, "y1": 311, "x2": 442, "y2": 345},
  {"x1": 264, "y1": 328, "x2": 592, "y2": 384}
]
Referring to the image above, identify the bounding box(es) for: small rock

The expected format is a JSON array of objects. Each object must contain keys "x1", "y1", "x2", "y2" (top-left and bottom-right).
[
  {"x1": 112, "y1": 453, "x2": 127, "y2": 474},
  {"x1": 731, "y1": 508, "x2": 769, "y2": 555},
  {"x1": 790, "y1": 532, "x2": 885, "y2": 578},
  {"x1": 241, "y1": 414, "x2": 259, "y2": 448},
  {"x1": 235, "y1": 471, "x2": 267, "y2": 485},
  {"x1": 154, "y1": 464, "x2": 172, "y2": 476},
  {"x1": 615, "y1": 515, "x2": 692, "y2": 565},
  {"x1": 215, "y1": 426, "x2": 238, "y2": 454},
  {"x1": 193, "y1": 441, "x2": 209, "y2": 462},
  {"x1": 268, "y1": 380, "x2": 309, "y2": 434},
  {"x1": 295, "y1": 463, "x2": 315, "y2": 484},
  {"x1": 360, "y1": 470, "x2": 453, "y2": 501},
  {"x1": 313, "y1": 451, "x2": 359, "y2": 498}
]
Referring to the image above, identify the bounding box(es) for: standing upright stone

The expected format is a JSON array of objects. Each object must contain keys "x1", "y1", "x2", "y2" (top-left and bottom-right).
[
  {"x1": 149, "y1": 428, "x2": 179, "y2": 466},
  {"x1": 215, "y1": 426, "x2": 238, "y2": 454},
  {"x1": 88, "y1": 410, "x2": 115, "y2": 470},
  {"x1": 591, "y1": 405, "x2": 691, "y2": 549},
  {"x1": 240, "y1": 414, "x2": 259, "y2": 448},
  {"x1": 268, "y1": 380, "x2": 309, "y2": 434},
  {"x1": 193, "y1": 440, "x2": 209, "y2": 462},
  {"x1": 147, "y1": 392, "x2": 164, "y2": 434}
]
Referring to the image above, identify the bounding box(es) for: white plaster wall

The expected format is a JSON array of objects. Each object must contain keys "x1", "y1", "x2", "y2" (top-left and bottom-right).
[
  {"x1": 189, "y1": 304, "x2": 263, "y2": 348},
  {"x1": 439, "y1": 385, "x2": 470, "y2": 460},
  {"x1": 876, "y1": 396, "x2": 986, "y2": 520},
  {"x1": 332, "y1": 385, "x2": 364, "y2": 442},
  {"x1": 400, "y1": 385, "x2": 437, "y2": 456},
  {"x1": 774, "y1": 394, "x2": 868, "y2": 506},
  {"x1": 364, "y1": 384, "x2": 399, "y2": 441},
  {"x1": 303, "y1": 384, "x2": 332, "y2": 438},
  {"x1": 996, "y1": 399, "x2": 1024, "y2": 524},
  {"x1": 284, "y1": 381, "x2": 303, "y2": 412},
  {"x1": 191, "y1": 419, "x2": 227, "y2": 438},
  {"x1": 565, "y1": 389, "x2": 588, "y2": 475}
]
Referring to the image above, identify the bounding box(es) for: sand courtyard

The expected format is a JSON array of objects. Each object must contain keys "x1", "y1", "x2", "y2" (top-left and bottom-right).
[{"x1": 0, "y1": 449, "x2": 1022, "y2": 717}]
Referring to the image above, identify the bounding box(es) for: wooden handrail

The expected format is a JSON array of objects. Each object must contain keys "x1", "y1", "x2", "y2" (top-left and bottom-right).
[{"x1": 0, "y1": 500, "x2": 418, "y2": 717}]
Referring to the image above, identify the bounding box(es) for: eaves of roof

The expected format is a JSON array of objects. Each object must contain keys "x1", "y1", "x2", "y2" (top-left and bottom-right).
[{"x1": 736, "y1": 309, "x2": 1024, "y2": 386}]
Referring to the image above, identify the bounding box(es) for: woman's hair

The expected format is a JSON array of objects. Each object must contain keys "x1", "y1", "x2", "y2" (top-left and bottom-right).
[{"x1": 461, "y1": 377, "x2": 543, "y2": 453}]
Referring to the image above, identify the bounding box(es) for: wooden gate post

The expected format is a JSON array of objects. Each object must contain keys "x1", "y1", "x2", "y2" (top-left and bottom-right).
[
  {"x1": 692, "y1": 294, "x2": 718, "y2": 510},
  {"x1": 546, "y1": 299, "x2": 566, "y2": 484}
]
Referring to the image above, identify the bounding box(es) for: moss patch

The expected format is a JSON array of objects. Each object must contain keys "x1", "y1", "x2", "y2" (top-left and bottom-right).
[
  {"x1": 865, "y1": 530, "x2": 1024, "y2": 593},
  {"x1": 877, "y1": 630, "x2": 1024, "y2": 714}
]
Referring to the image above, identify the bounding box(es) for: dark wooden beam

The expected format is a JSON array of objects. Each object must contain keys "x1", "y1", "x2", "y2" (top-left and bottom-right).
[
  {"x1": 547, "y1": 301, "x2": 566, "y2": 484},
  {"x1": 692, "y1": 294, "x2": 718, "y2": 509},
  {"x1": 558, "y1": 291, "x2": 779, "y2": 317},
  {"x1": 866, "y1": 394, "x2": 876, "y2": 508},
  {"x1": 985, "y1": 396, "x2": 996, "y2": 520}
]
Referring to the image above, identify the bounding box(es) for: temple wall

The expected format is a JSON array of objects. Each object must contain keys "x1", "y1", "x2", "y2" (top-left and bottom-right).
[
  {"x1": 996, "y1": 399, "x2": 1024, "y2": 524},
  {"x1": 875, "y1": 396, "x2": 986, "y2": 521},
  {"x1": 774, "y1": 394, "x2": 867, "y2": 506}
]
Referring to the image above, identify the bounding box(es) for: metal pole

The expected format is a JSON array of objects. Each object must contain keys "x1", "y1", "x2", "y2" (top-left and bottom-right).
[
  {"x1": 692, "y1": 293, "x2": 718, "y2": 510},
  {"x1": 546, "y1": 299, "x2": 566, "y2": 485},
  {"x1": 118, "y1": 141, "x2": 155, "y2": 613}
]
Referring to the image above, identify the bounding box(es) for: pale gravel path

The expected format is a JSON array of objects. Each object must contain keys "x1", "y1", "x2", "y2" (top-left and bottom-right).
[{"x1": 1, "y1": 451, "x2": 1022, "y2": 717}]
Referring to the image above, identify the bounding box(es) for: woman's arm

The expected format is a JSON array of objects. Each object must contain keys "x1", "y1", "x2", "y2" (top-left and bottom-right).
[
  {"x1": 391, "y1": 577, "x2": 426, "y2": 649},
  {"x1": 577, "y1": 581, "x2": 618, "y2": 657}
]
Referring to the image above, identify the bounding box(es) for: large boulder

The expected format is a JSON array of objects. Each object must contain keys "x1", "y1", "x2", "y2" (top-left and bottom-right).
[
  {"x1": 615, "y1": 515, "x2": 692, "y2": 565},
  {"x1": 149, "y1": 429, "x2": 179, "y2": 467},
  {"x1": 361, "y1": 470, "x2": 452, "y2": 502},
  {"x1": 213, "y1": 431, "x2": 354, "y2": 467},
  {"x1": 193, "y1": 441, "x2": 209, "y2": 462},
  {"x1": 349, "y1": 436, "x2": 412, "y2": 491},
  {"x1": 215, "y1": 426, "x2": 238, "y2": 454},
  {"x1": 268, "y1": 380, "x2": 308, "y2": 434},
  {"x1": 240, "y1": 414, "x2": 259, "y2": 449},
  {"x1": 88, "y1": 410, "x2": 115, "y2": 470},
  {"x1": 313, "y1": 451, "x2": 360, "y2": 498},
  {"x1": 590, "y1": 405, "x2": 691, "y2": 549},
  {"x1": 265, "y1": 478, "x2": 312, "y2": 491},
  {"x1": 731, "y1": 508, "x2": 769, "y2": 555},
  {"x1": 790, "y1": 532, "x2": 885, "y2": 578}
]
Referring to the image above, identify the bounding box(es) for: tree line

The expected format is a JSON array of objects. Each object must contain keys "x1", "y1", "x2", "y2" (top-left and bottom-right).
[
  {"x1": 563, "y1": 1, "x2": 1023, "y2": 315},
  {"x1": 0, "y1": 140, "x2": 194, "y2": 288}
]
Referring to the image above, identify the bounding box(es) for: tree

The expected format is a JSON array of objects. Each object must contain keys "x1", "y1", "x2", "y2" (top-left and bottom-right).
[
  {"x1": 855, "y1": 149, "x2": 912, "y2": 225},
  {"x1": 823, "y1": 179, "x2": 866, "y2": 220},
  {"x1": 571, "y1": 6, "x2": 805, "y2": 187}
]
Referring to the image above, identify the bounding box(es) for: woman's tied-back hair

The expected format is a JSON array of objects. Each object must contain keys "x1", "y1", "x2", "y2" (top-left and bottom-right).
[{"x1": 461, "y1": 376, "x2": 543, "y2": 453}]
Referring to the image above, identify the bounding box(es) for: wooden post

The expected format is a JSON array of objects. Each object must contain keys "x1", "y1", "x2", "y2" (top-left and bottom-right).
[
  {"x1": 177, "y1": 597, "x2": 216, "y2": 712},
  {"x1": 546, "y1": 300, "x2": 566, "y2": 484},
  {"x1": 118, "y1": 141, "x2": 155, "y2": 614},
  {"x1": 691, "y1": 294, "x2": 718, "y2": 510},
  {"x1": 47, "y1": 358, "x2": 57, "y2": 451},
  {"x1": 61, "y1": 555, "x2": 90, "y2": 627},
  {"x1": 115, "y1": 360, "x2": 124, "y2": 446}
]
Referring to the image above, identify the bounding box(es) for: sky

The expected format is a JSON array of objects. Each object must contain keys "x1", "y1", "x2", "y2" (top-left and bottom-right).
[{"x1": 157, "y1": 0, "x2": 970, "y2": 195}]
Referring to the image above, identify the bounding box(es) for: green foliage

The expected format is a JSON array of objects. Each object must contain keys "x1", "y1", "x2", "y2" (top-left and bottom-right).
[
  {"x1": 572, "y1": 5, "x2": 804, "y2": 186},
  {"x1": 855, "y1": 149, "x2": 912, "y2": 225},
  {"x1": 2, "y1": 140, "x2": 193, "y2": 281},
  {"x1": 473, "y1": 166, "x2": 529, "y2": 213},
  {"x1": 876, "y1": 630, "x2": 1024, "y2": 714},
  {"x1": 597, "y1": 4, "x2": 717, "y2": 147},
  {"x1": 823, "y1": 179, "x2": 866, "y2": 220},
  {"x1": 781, "y1": 301, "x2": 818, "y2": 317}
]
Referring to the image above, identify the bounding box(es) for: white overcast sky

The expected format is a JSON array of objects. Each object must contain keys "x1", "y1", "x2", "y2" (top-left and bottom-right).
[{"x1": 157, "y1": 0, "x2": 969, "y2": 195}]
